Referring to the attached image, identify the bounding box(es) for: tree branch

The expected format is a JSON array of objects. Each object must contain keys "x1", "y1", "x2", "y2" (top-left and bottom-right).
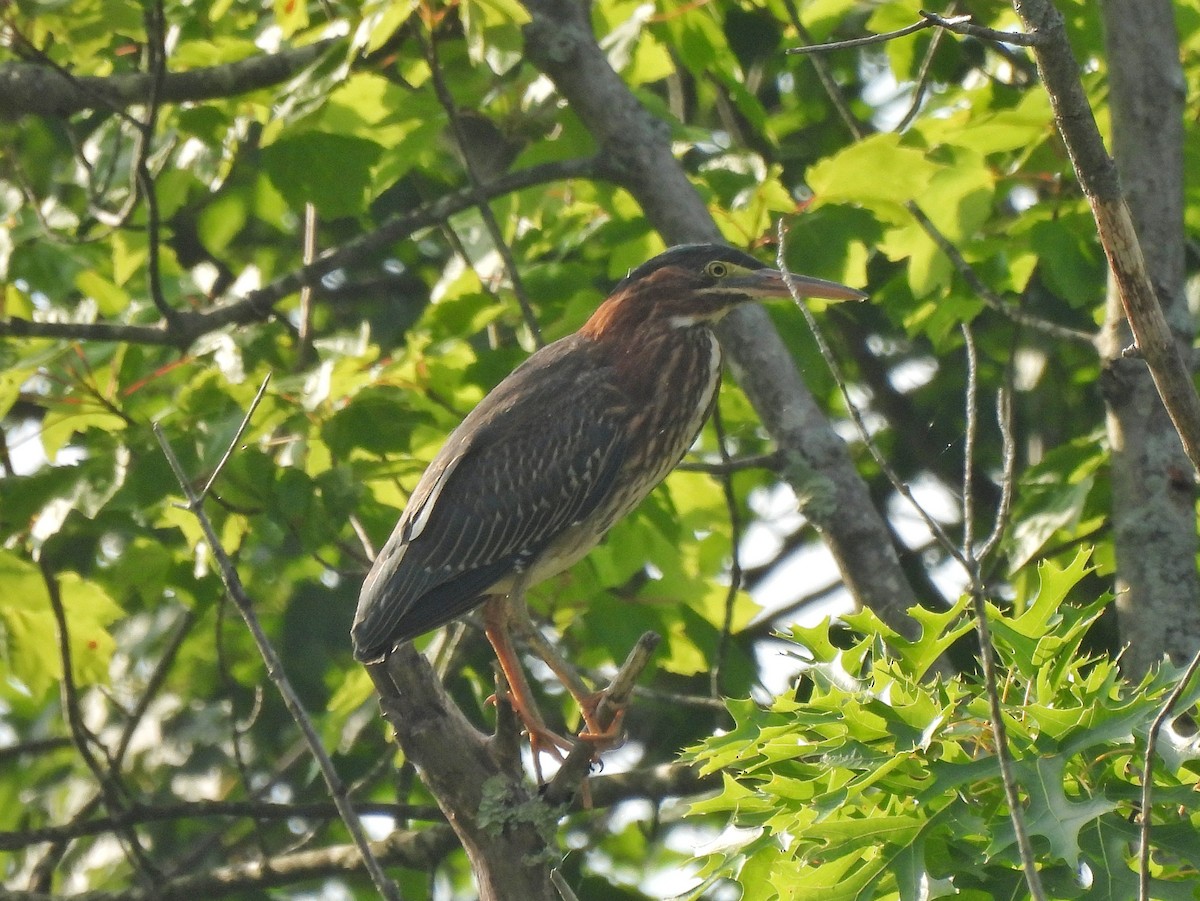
[
  {"x1": 369, "y1": 647, "x2": 558, "y2": 901},
  {"x1": 1012, "y1": 0, "x2": 1200, "y2": 475},
  {"x1": 0, "y1": 157, "x2": 603, "y2": 348},
  {"x1": 0, "y1": 826, "x2": 459, "y2": 901},
  {"x1": 0, "y1": 40, "x2": 337, "y2": 120}
]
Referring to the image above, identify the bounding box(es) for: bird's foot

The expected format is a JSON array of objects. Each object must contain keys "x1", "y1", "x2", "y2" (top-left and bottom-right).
[{"x1": 576, "y1": 691, "x2": 627, "y2": 750}]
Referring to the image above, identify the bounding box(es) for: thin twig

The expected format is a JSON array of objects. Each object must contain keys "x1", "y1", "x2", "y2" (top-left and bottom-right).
[
  {"x1": 40, "y1": 562, "x2": 163, "y2": 886},
  {"x1": 788, "y1": 31, "x2": 1085, "y2": 347},
  {"x1": 551, "y1": 868, "x2": 582, "y2": 901},
  {"x1": 296, "y1": 202, "x2": 318, "y2": 368},
  {"x1": 775, "y1": 223, "x2": 967, "y2": 571},
  {"x1": 1139, "y1": 650, "x2": 1200, "y2": 900},
  {"x1": 978, "y1": 387, "x2": 1015, "y2": 562},
  {"x1": 779, "y1": 1, "x2": 863, "y2": 137},
  {"x1": 961, "y1": 323, "x2": 979, "y2": 553},
  {"x1": 919, "y1": 9, "x2": 1042, "y2": 47},
  {"x1": 896, "y1": 2, "x2": 957, "y2": 132},
  {"x1": 198, "y1": 373, "x2": 272, "y2": 500},
  {"x1": 787, "y1": 10, "x2": 1039, "y2": 54},
  {"x1": 908, "y1": 205, "x2": 1094, "y2": 346},
  {"x1": 786, "y1": 16, "x2": 955, "y2": 54},
  {"x1": 1, "y1": 157, "x2": 600, "y2": 348},
  {"x1": 677, "y1": 450, "x2": 782, "y2": 475},
  {"x1": 152, "y1": 405, "x2": 403, "y2": 901},
  {"x1": 0, "y1": 800, "x2": 443, "y2": 851},
  {"x1": 968, "y1": 583, "x2": 1046, "y2": 900},
  {"x1": 960, "y1": 329, "x2": 1045, "y2": 901},
  {"x1": 709, "y1": 404, "x2": 743, "y2": 699},
  {"x1": 113, "y1": 608, "x2": 197, "y2": 764}
]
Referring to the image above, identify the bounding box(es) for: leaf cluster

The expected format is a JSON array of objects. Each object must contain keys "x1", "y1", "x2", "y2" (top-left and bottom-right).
[{"x1": 688, "y1": 553, "x2": 1200, "y2": 899}]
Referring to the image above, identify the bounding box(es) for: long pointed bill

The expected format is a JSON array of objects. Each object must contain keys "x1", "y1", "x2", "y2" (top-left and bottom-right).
[{"x1": 724, "y1": 268, "x2": 868, "y2": 302}]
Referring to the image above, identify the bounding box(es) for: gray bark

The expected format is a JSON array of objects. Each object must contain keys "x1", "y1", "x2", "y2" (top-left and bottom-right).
[
  {"x1": 1096, "y1": 0, "x2": 1200, "y2": 675},
  {"x1": 370, "y1": 648, "x2": 558, "y2": 901}
]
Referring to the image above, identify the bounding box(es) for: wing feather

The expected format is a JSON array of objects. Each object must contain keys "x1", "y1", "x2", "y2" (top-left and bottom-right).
[{"x1": 352, "y1": 336, "x2": 629, "y2": 661}]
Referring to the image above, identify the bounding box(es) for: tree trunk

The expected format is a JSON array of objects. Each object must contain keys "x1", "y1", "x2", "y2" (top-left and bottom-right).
[{"x1": 1096, "y1": 0, "x2": 1200, "y2": 676}]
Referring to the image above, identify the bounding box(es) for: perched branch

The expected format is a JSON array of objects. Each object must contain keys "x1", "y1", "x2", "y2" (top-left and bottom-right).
[{"x1": 370, "y1": 646, "x2": 558, "y2": 901}]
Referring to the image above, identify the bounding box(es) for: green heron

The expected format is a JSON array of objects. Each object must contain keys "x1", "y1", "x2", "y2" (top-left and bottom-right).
[{"x1": 353, "y1": 243, "x2": 865, "y2": 749}]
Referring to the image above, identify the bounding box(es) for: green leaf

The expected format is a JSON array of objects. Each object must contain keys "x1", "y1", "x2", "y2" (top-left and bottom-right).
[
  {"x1": 75, "y1": 270, "x2": 129, "y2": 316},
  {"x1": 260, "y1": 132, "x2": 384, "y2": 218},
  {"x1": 0, "y1": 552, "x2": 123, "y2": 697},
  {"x1": 807, "y1": 134, "x2": 940, "y2": 211},
  {"x1": 990, "y1": 756, "x2": 1118, "y2": 867}
]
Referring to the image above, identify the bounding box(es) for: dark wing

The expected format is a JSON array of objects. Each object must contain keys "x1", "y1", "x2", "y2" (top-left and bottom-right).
[{"x1": 351, "y1": 335, "x2": 628, "y2": 661}]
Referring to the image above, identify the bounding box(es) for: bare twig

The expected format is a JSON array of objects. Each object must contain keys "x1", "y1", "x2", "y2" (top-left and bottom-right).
[
  {"x1": 787, "y1": 10, "x2": 1039, "y2": 54},
  {"x1": 775, "y1": 223, "x2": 967, "y2": 571},
  {"x1": 296, "y1": 202, "x2": 318, "y2": 368},
  {"x1": 40, "y1": 562, "x2": 163, "y2": 886},
  {"x1": 12, "y1": 828, "x2": 459, "y2": 901},
  {"x1": 967, "y1": 582, "x2": 1046, "y2": 900},
  {"x1": 961, "y1": 324, "x2": 980, "y2": 553},
  {"x1": 0, "y1": 800, "x2": 443, "y2": 851},
  {"x1": 789, "y1": 21, "x2": 1083, "y2": 348},
  {"x1": 786, "y1": 16, "x2": 958, "y2": 54},
  {"x1": 0, "y1": 157, "x2": 600, "y2": 347},
  {"x1": 959, "y1": 323, "x2": 1046, "y2": 900},
  {"x1": 676, "y1": 450, "x2": 782, "y2": 475},
  {"x1": 919, "y1": 9, "x2": 1042, "y2": 46},
  {"x1": 136, "y1": 0, "x2": 174, "y2": 322},
  {"x1": 152, "y1": 392, "x2": 403, "y2": 901},
  {"x1": 978, "y1": 387, "x2": 1016, "y2": 562},
  {"x1": 908, "y1": 205, "x2": 1094, "y2": 345},
  {"x1": 198, "y1": 373, "x2": 272, "y2": 500},
  {"x1": 543, "y1": 632, "x2": 661, "y2": 806},
  {"x1": 551, "y1": 868, "x2": 582, "y2": 901},
  {"x1": 895, "y1": 3, "x2": 958, "y2": 131},
  {"x1": 710, "y1": 404, "x2": 743, "y2": 699},
  {"x1": 1011, "y1": 0, "x2": 1200, "y2": 476}
]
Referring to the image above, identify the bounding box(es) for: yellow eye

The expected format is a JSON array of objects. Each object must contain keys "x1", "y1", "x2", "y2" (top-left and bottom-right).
[{"x1": 705, "y1": 261, "x2": 729, "y2": 278}]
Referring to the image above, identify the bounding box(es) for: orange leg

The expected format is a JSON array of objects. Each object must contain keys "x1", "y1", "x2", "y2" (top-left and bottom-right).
[
  {"x1": 505, "y1": 591, "x2": 627, "y2": 750},
  {"x1": 482, "y1": 596, "x2": 574, "y2": 767}
]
